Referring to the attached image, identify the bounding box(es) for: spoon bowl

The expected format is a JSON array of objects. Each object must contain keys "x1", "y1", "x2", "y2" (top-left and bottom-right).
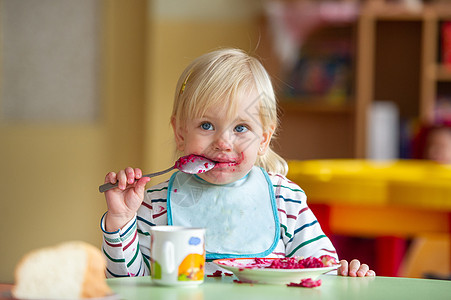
[
  {"x1": 175, "y1": 154, "x2": 216, "y2": 174},
  {"x1": 99, "y1": 154, "x2": 215, "y2": 193}
]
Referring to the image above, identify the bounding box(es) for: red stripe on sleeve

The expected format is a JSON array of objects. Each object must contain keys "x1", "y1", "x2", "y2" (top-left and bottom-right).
[
  {"x1": 123, "y1": 230, "x2": 138, "y2": 251},
  {"x1": 105, "y1": 240, "x2": 122, "y2": 248}
]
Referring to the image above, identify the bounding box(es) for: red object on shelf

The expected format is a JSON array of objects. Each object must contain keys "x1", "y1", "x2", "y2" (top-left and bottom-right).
[{"x1": 442, "y1": 21, "x2": 451, "y2": 67}]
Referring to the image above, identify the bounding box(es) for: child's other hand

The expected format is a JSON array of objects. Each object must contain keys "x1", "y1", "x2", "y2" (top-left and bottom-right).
[
  {"x1": 104, "y1": 167, "x2": 151, "y2": 232},
  {"x1": 337, "y1": 259, "x2": 376, "y2": 277}
]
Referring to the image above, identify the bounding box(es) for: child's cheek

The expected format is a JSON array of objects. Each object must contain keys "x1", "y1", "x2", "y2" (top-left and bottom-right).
[{"x1": 238, "y1": 152, "x2": 245, "y2": 163}]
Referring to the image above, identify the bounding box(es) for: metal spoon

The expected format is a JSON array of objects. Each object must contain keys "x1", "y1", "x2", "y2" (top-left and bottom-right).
[{"x1": 98, "y1": 154, "x2": 215, "y2": 193}]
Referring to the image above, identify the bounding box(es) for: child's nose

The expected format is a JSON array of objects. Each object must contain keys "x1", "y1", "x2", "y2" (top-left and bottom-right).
[{"x1": 213, "y1": 132, "x2": 233, "y2": 151}]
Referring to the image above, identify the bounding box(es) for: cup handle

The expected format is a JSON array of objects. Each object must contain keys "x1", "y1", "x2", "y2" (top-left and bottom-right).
[{"x1": 162, "y1": 241, "x2": 175, "y2": 274}]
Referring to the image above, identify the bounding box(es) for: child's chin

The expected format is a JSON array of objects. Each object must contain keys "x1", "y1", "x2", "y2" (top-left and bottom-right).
[{"x1": 200, "y1": 170, "x2": 241, "y2": 185}]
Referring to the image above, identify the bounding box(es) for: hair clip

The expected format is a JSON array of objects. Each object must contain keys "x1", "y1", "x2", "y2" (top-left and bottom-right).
[{"x1": 179, "y1": 72, "x2": 192, "y2": 95}]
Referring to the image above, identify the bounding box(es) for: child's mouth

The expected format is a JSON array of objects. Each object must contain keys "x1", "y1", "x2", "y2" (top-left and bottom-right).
[
  {"x1": 206, "y1": 152, "x2": 244, "y2": 170},
  {"x1": 209, "y1": 157, "x2": 241, "y2": 169}
]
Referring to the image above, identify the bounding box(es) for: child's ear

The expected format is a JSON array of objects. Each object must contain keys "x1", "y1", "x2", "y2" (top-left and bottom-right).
[
  {"x1": 258, "y1": 125, "x2": 275, "y2": 155},
  {"x1": 171, "y1": 116, "x2": 185, "y2": 151}
]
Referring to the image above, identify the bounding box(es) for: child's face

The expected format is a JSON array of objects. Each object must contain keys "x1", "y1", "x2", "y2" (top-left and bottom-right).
[{"x1": 173, "y1": 90, "x2": 273, "y2": 184}]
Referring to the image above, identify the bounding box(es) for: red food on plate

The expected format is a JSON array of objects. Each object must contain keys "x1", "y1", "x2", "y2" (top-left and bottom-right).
[
  {"x1": 267, "y1": 256, "x2": 324, "y2": 269},
  {"x1": 320, "y1": 255, "x2": 337, "y2": 267},
  {"x1": 214, "y1": 257, "x2": 339, "y2": 286},
  {"x1": 216, "y1": 256, "x2": 338, "y2": 270}
]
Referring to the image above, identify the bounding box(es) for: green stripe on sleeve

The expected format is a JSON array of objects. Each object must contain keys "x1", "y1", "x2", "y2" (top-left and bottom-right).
[
  {"x1": 143, "y1": 255, "x2": 150, "y2": 271},
  {"x1": 104, "y1": 235, "x2": 122, "y2": 244},
  {"x1": 147, "y1": 186, "x2": 168, "y2": 193},
  {"x1": 280, "y1": 224, "x2": 292, "y2": 239},
  {"x1": 103, "y1": 248, "x2": 125, "y2": 263},
  {"x1": 273, "y1": 184, "x2": 305, "y2": 193},
  {"x1": 138, "y1": 228, "x2": 150, "y2": 236},
  {"x1": 127, "y1": 243, "x2": 140, "y2": 267},
  {"x1": 287, "y1": 235, "x2": 327, "y2": 257}
]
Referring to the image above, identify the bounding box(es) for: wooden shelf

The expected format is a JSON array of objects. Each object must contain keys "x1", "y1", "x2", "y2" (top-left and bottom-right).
[
  {"x1": 363, "y1": 2, "x2": 426, "y2": 20},
  {"x1": 363, "y1": 2, "x2": 451, "y2": 20},
  {"x1": 431, "y1": 3, "x2": 451, "y2": 19}
]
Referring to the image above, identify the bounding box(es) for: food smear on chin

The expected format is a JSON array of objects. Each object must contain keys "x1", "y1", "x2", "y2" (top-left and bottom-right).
[
  {"x1": 287, "y1": 278, "x2": 322, "y2": 288},
  {"x1": 214, "y1": 161, "x2": 238, "y2": 168}
]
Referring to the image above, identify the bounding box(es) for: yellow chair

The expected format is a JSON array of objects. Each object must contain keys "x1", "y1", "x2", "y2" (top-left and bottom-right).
[{"x1": 287, "y1": 159, "x2": 451, "y2": 277}]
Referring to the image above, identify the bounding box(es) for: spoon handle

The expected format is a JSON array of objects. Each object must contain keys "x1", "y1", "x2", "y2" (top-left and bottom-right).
[{"x1": 98, "y1": 166, "x2": 175, "y2": 193}]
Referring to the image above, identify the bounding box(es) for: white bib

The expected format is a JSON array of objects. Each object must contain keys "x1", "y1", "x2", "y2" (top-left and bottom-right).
[{"x1": 167, "y1": 166, "x2": 280, "y2": 259}]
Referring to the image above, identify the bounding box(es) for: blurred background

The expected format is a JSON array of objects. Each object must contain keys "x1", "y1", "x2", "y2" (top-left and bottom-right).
[{"x1": 1, "y1": 0, "x2": 451, "y2": 283}]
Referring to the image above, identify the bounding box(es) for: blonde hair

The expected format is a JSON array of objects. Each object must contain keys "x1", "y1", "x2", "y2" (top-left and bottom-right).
[{"x1": 171, "y1": 48, "x2": 288, "y2": 175}]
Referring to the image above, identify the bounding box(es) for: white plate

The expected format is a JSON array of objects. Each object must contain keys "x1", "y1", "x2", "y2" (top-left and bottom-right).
[{"x1": 213, "y1": 258, "x2": 339, "y2": 285}]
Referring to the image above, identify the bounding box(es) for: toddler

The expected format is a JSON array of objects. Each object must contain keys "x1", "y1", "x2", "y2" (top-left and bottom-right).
[{"x1": 101, "y1": 48, "x2": 374, "y2": 277}]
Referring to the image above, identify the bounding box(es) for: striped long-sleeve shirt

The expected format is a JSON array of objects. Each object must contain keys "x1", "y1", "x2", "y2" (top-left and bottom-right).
[{"x1": 101, "y1": 172, "x2": 338, "y2": 277}]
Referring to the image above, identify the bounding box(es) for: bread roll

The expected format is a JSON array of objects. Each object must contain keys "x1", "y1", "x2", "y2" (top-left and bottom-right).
[{"x1": 13, "y1": 241, "x2": 112, "y2": 299}]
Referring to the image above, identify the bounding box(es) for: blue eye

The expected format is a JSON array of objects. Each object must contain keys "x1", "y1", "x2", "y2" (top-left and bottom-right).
[
  {"x1": 201, "y1": 122, "x2": 214, "y2": 131},
  {"x1": 235, "y1": 124, "x2": 248, "y2": 133}
]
